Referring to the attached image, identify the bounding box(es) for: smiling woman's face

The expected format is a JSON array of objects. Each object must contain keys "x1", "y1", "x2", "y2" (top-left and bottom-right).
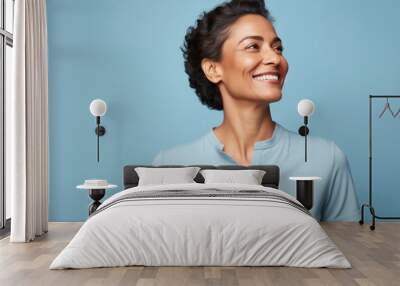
[{"x1": 216, "y1": 14, "x2": 289, "y2": 104}]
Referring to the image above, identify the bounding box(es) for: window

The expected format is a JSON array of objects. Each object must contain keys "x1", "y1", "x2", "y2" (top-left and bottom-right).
[{"x1": 0, "y1": 0, "x2": 13, "y2": 233}]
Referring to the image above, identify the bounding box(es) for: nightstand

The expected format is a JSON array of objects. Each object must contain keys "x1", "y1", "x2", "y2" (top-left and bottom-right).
[
  {"x1": 77, "y1": 180, "x2": 117, "y2": 215},
  {"x1": 289, "y1": 177, "x2": 322, "y2": 210}
]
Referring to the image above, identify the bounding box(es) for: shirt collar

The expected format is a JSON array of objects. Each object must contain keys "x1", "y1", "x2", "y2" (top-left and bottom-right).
[{"x1": 207, "y1": 122, "x2": 283, "y2": 151}]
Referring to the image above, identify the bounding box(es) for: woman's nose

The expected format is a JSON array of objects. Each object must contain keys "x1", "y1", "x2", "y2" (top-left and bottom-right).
[{"x1": 262, "y1": 48, "x2": 281, "y2": 66}]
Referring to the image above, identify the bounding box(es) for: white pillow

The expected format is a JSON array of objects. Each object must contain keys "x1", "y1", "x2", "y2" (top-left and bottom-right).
[
  {"x1": 135, "y1": 167, "x2": 201, "y2": 186},
  {"x1": 200, "y1": 169, "x2": 266, "y2": 185}
]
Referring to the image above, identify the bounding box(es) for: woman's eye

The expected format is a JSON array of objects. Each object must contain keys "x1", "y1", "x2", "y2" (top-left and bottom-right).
[
  {"x1": 274, "y1": 45, "x2": 284, "y2": 53},
  {"x1": 246, "y1": 43, "x2": 259, "y2": 50}
]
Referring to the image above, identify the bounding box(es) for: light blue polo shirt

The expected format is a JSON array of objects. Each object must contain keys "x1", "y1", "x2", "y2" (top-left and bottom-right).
[{"x1": 152, "y1": 122, "x2": 360, "y2": 221}]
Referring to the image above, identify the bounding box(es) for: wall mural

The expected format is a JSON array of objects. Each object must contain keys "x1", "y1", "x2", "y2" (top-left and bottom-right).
[{"x1": 47, "y1": 0, "x2": 400, "y2": 221}]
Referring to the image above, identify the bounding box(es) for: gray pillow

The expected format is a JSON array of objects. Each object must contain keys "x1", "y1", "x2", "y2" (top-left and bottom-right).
[
  {"x1": 135, "y1": 167, "x2": 201, "y2": 186},
  {"x1": 200, "y1": 169, "x2": 266, "y2": 185}
]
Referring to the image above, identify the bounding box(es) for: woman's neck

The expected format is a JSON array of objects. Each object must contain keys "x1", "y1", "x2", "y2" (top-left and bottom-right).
[{"x1": 213, "y1": 99, "x2": 275, "y2": 166}]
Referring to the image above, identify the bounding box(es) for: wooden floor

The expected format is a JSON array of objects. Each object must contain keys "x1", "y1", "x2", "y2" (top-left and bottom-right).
[{"x1": 0, "y1": 222, "x2": 399, "y2": 286}]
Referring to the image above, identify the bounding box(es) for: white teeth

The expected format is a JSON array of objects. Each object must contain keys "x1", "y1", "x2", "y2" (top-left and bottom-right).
[{"x1": 254, "y1": 74, "x2": 279, "y2": 81}]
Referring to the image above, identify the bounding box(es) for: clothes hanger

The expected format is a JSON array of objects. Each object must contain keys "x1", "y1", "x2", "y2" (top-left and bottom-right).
[
  {"x1": 393, "y1": 106, "x2": 400, "y2": 118},
  {"x1": 378, "y1": 98, "x2": 396, "y2": 118}
]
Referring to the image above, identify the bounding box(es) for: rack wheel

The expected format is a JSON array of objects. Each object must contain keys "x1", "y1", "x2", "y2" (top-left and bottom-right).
[
  {"x1": 359, "y1": 220, "x2": 364, "y2": 225},
  {"x1": 370, "y1": 225, "x2": 375, "y2": 231}
]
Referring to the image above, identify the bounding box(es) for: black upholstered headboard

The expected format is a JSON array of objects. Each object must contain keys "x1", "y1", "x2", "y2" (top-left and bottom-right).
[{"x1": 123, "y1": 165, "x2": 280, "y2": 189}]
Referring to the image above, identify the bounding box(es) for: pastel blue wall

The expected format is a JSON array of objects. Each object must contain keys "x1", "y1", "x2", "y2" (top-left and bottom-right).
[{"x1": 47, "y1": 0, "x2": 400, "y2": 221}]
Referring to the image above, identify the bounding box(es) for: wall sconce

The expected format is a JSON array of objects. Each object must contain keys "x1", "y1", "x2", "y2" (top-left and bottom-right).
[
  {"x1": 297, "y1": 99, "x2": 315, "y2": 162},
  {"x1": 89, "y1": 99, "x2": 107, "y2": 162}
]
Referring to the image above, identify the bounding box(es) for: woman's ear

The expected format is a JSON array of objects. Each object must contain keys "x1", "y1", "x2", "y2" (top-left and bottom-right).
[{"x1": 201, "y1": 58, "x2": 223, "y2": 84}]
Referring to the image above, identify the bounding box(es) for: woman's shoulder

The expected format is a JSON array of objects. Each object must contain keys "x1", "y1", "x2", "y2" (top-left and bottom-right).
[
  {"x1": 279, "y1": 123, "x2": 337, "y2": 148},
  {"x1": 279, "y1": 123, "x2": 348, "y2": 164},
  {"x1": 152, "y1": 132, "x2": 214, "y2": 165}
]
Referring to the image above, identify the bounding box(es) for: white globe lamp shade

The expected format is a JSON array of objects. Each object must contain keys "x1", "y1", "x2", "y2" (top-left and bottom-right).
[
  {"x1": 90, "y1": 99, "x2": 107, "y2": 117},
  {"x1": 297, "y1": 99, "x2": 315, "y2": 117}
]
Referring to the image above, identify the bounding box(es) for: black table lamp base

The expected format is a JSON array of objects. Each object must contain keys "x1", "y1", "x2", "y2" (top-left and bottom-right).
[
  {"x1": 296, "y1": 180, "x2": 314, "y2": 210},
  {"x1": 290, "y1": 177, "x2": 321, "y2": 211},
  {"x1": 88, "y1": 189, "x2": 105, "y2": 215}
]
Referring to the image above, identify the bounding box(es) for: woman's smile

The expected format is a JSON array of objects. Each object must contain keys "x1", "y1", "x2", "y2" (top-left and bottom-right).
[{"x1": 252, "y1": 71, "x2": 280, "y2": 84}]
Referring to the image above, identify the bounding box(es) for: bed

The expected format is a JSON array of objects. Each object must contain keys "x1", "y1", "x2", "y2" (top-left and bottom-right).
[{"x1": 50, "y1": 165, "x2": 350, "y2": 269}]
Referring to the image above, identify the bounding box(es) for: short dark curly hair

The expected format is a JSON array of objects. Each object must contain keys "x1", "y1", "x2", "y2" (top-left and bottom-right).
[{"x1": 181, "y1": 0, "x2": 272, "y2": 110}]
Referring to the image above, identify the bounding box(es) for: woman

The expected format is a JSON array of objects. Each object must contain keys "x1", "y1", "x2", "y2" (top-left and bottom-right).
[{"x1": 153, "y1": 0, "x2": 359, "y2": 221}]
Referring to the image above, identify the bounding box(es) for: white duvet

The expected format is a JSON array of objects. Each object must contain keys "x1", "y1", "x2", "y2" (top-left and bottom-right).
[{"x1": 50, "y1": 183, "x2": 351, "y2": 269}]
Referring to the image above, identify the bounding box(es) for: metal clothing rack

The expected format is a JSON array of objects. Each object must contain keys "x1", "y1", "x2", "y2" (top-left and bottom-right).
[{"x1": 360, "y1": 95, "x2": 400, "y2": 230}]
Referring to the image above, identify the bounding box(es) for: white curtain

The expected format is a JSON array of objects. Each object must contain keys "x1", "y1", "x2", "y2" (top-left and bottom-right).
[{"x1": 8, "y1": 0, "x2": 49, "y2": 242}]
